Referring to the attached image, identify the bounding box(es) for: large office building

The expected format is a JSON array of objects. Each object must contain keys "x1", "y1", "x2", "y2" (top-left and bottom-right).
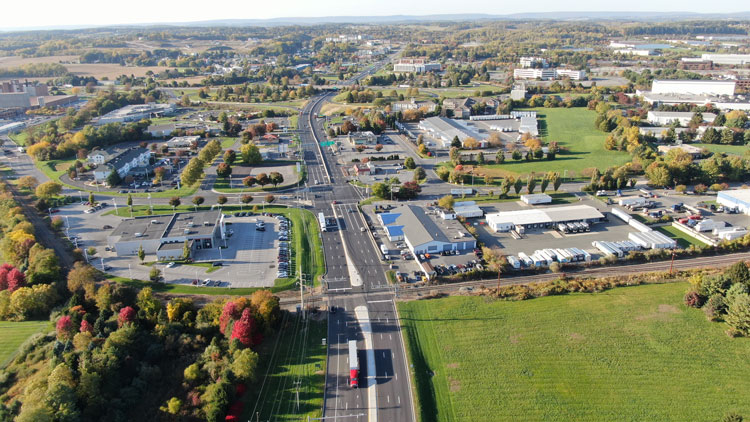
[
  {"x1": 485, "y1": 205, "x2": 604, "y2": 232},
  {"x1": 393, "y1": 58, "x2": 441, "y2": 73},
  {"x1": 513, "y1": 68, "x2": 586, "y2": 81},
  {"x1": 377, "y1": 205, "x2": 476, "y2": 254},
  {"x1": 717, "y1": 189, "x2": 750, "y2": 215},
  {"x1": 418, "y1": 116, "x2": 486, "y2": 148},
  {"x1": 96, "y1": 103, "x2": 176, "y2": 125},
  {"x1": 107, "y1": 210, "x2": 225, "y2": 257},
  {"x1": 650, "y1": 80, "x2": 736, "y2": 96}
]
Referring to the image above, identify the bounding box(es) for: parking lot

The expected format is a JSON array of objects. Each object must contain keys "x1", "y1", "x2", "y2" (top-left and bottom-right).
[
  {"x1": 187, "y1": 214, "x2": 290, "y2": 287},
  {"x1": 59, "y1": 203, "x2": 291, "y2": 288}
]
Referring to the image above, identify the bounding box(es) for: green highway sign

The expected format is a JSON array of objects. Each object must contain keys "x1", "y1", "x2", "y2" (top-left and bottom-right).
[{"x1": 320, "y1": 141, "x2": 335, "y2": 147}]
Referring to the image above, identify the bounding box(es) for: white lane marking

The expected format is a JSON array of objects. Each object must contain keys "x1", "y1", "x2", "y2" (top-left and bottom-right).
[
  {"x1": 355, "y1": 306, "x2": 378, "y2": 422},
  {"x1": 367, "y1": 300, "x2": 391, "y2": 304}
]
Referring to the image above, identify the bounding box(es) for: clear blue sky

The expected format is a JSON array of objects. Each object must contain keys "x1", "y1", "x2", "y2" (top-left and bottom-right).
[{"x1": 3, "y1": 0, "x2": 747, "y2": 30}]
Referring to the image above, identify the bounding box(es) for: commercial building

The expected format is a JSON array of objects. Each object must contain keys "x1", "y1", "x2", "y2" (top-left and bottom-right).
[
  {"x1": 518, "y1": 116, "x2": 539, "y2": 137},
  {"x1": 377, "y1": 205, "x2": 476, "y2": 254},
  {"x1": 418, "y1": 116, "x2": 486, "y2": 148},
  {"x1": 352, "y1": 163, "x2": 371, "y2": 176},
  {"x1": 521, "y1": 194, "x2": 552, "y2": 205},
  {"x1": 439, "y1": 201, "x2": 484, "y2": 219},
  {"x1": 96, "y1": 103, "x2": 176, "y2": 125},
  {"x1": 717, "y1": 189, "x2": 750, "y2": 215},
  {"x1": 393, "y1": 58, "x2": 441, "y2": 73},
  {"x1": 165, "y1": 136, "x2": 200, "y2": 148},
  {"x1": 512, "y1": 68, "x2": 586, "y2": 81},
  {"x1": 107, "y1": 210, "x2": 225, "y2": 257},
  {"x1": 614, "y1": 49, "x2": 653, "y2": 56},
  {"x1": 680, "y1": 58, "x2": 714, "y2": 70},
  {"x1": 700, "y1": 54, "x2": 750, "y2": 66},
  {"x1": 442, "y1": 97, "x2": 500, "y2": 119},
  {"x1": 656, "y1": 144, "x2": 704, "y2": 158},
  {"x1": 392, "y1": 98, "x2": 436, "y2": 113},
  {"x1": 650, "y1": 80, "x2": 736, "y2": 96},
  {"x1": 647, "y1": 111, "x2": 716, "y2": 126},
  {"x1": 513, "y1": 68, "x2": 556, "y2": 80},
  {"x1": 88, "y1": 147, "x2": 151, "y2": 181},
  {"x1": 1, "y1": 80, "x2": 48, "y2": 96},
  {"x1": 510, "y1": 83, "x2": 527, "y2": 101},
  {"x1": 639, "y1": 92, "x2": 750, "y2": 111},
  {"x1": 519, "y1": 57, "x2": 548, "y2": 68},
  {"x1": 346, "y1": 131, "x2": 378, "y2": 146},
  {"x1": 485, "y1": 205, "x2": 604, "y2": 232},
  {"x1": 147, "y1": 122, "x2": 219, "y2": 137}
]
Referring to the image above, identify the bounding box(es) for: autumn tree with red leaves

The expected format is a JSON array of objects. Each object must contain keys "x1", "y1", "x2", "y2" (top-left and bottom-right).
[
  {"x1": 230, "y1": 308, "x2": 262, "y2": 347},
  {"x1": 6, "y1": 268, "x2": 25, "y2": 292},
  {"x1": 56, "y1": 315, "x2": 74, "y2": 340},
  {"x1": 118, "y1": 306, "x2": 136, "y2": 326},
  {"x1": 80, "y1": 319, "x2": 94, "y2": 334}
]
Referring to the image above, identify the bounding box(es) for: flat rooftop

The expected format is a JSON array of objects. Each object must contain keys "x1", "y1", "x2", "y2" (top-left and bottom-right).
[
  {"x1": 719, "y1": 189, "x2": 750, "y2": 203},
  {"x1": 381, "y1": 205, "x2": 473, "y2": 246},
  {"x1": 163, "y1": 210, "x2": 222, "y2": 238},
  {"x1": 110, "y1": 214, "x2": 172, "y2": 242},
  {"x1": 486, "y1": 205, "x2": 604, "y2": 226},
  {"x1": 110, "y1": 210, "x2": 221, "y2": 242}
]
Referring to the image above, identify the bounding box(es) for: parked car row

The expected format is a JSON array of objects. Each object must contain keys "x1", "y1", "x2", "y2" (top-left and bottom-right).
[
  {"x1": 84, "y1": 201, "x2": 109, "y2": 213},
  {"x1": 276, "y1": 215, "x2": 291, "y2": 278},
  {"x1": 433, "y1": 260, "x2": 484, "y2": 276}
]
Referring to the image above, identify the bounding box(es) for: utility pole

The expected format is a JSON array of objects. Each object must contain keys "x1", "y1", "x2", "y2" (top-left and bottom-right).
[
  {"x1": 293, "y1": 380, "x2": 302, "y2": 412},
  {"x1": 300, "y1": 273, "x2": 306, "y2": 319}
]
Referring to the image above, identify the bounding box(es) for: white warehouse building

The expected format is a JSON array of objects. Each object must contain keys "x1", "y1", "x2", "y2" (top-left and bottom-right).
[
  {"x1": 700, "y1": 54, "x2": 750, "y2": 66},
  {"x1": 418, "y1": 116, "x2": 486, "y2": 148},
  {"x1": 646, "y1": 111, "x2": 716, "y2": 126},
  {"x1": 485, "y1": 205, "x2": 605, "y2": 232},
  {"x1": 650, "y1": 80, "x2": 736, "y2": 96},
  {"x1": 377, "y1": 205, "x2": 476, "y2": 254},
  {"x1": 717, "y1": 189, "x2": 750, "y2": 215}
]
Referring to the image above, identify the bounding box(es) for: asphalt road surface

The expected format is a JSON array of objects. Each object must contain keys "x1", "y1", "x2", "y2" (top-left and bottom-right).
[{"x1": 297, "y1": 94, "x2": 415, "y2": 422}]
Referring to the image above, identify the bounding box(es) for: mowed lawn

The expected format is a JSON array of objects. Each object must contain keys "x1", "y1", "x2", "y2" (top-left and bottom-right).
[
  {"x1": 0, "y1": 320, "x2": 50, "y2": 367},
  {"x1": 693, "y1": 143, "x2": 749, "y2": 157},
  {"x1": 479, "y1": 108, "x2": 631, "y2": 178},
  {"x1": 399, "y1": 282, "x2": 750, "y2": 422}
]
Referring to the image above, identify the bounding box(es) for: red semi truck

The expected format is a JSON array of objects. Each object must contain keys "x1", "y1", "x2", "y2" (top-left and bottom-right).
[{"x1": 348, "y1": 340, "x2": 359, "y2": 388}]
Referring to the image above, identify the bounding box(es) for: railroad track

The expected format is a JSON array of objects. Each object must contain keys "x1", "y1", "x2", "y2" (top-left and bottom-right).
[{"x1": 280, "y1": 251, "x2": 750, "y2": 305}]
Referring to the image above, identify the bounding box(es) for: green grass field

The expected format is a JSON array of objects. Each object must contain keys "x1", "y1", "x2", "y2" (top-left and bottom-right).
[
  {"x1": 0, "y1": 321, "x2": 50, "y2": 367},
  {"x1": 693, "y1": 143, "x2": 749, "y2": 157},
  {"x1": 477, "y1": 108, "x2": 631, "y2": 178},
  {"x1": 240, "y1": 314, "x2": 326, "y2": 421},
  {"x1": 399, "y1": 282, "x2": 750, "y2": 422},
  {"x1": 8, "y1": 132, "x2": 29, "y2": 146},
  {"x1": 657, "y1": 225, "x2": 711, "y2": 248}
]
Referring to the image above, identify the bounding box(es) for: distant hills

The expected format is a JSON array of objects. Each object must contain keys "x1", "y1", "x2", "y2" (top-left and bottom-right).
[
  {"x1": 4, "y1": 11, "x2": 750, "y2": 32},
  {"x1": 175, "y1": 12, "x2": 750, "y2": 27}
]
